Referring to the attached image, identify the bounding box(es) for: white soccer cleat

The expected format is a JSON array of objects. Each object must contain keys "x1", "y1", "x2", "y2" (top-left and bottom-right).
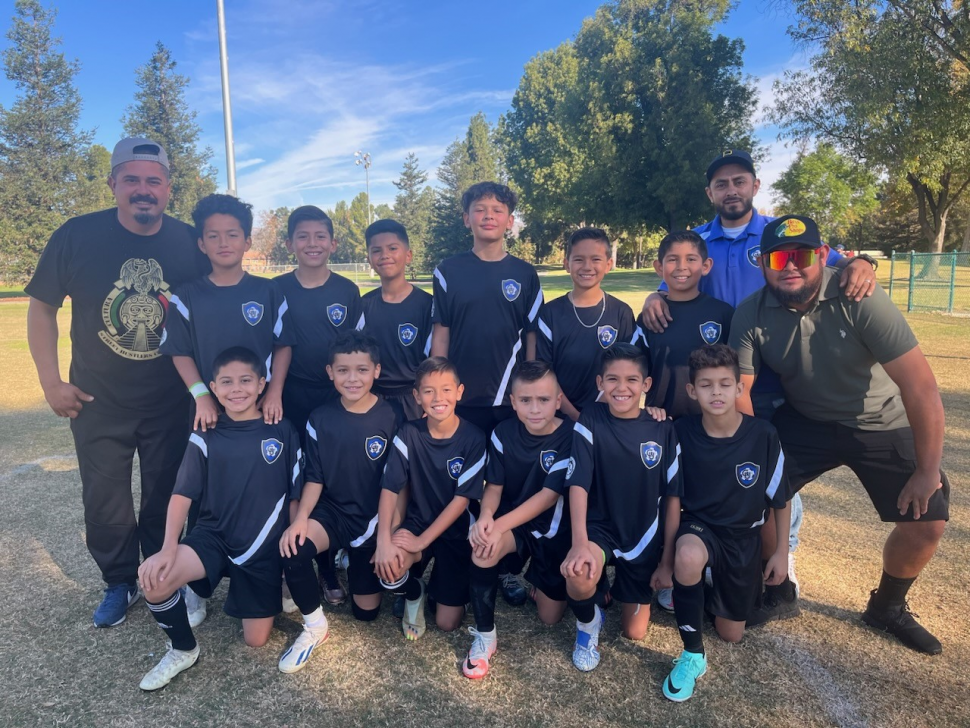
[
  {"x1": 281, "y1": 582, "x2": 298, "y2": 614},
  {"x1": 657, "y1": 588, "x2": 674, "y2": 612},
  {"x1": 278, "y1": 624, "x2": 329, "y2": 674},
  {"x1": 139, "y1": 644, "x2": 200, "y2": 691},
  {"x1": 183, "y1": 586, "x2": 207, "y2": 628}
]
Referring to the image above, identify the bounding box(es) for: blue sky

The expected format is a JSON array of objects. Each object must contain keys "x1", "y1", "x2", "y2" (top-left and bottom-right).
[{"x1": 0, "y1": 0, "x2": 806, "y2": 214}]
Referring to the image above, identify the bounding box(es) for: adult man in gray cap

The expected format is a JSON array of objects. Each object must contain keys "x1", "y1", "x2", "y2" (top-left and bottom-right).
[{"x1": 26, "y1": 138, "x2": 209, "y2": 627}]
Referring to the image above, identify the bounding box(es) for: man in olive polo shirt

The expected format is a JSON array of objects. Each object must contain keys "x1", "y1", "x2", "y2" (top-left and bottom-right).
[{"x1": 730, "y1": 215, "x2": 948, "y2": 655}]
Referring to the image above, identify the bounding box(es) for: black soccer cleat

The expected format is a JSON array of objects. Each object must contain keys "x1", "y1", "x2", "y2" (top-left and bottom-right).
[
  {"x1": 861, "y1": 589, "x2": 942, "y2": 656},
  {"x1": 746, "y1": 578, "x2": 800, "y2": 628}
]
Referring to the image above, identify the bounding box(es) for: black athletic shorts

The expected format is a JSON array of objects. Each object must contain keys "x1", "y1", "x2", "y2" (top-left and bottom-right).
[
  {"x1": 412, "y1": 534, "x2": 471, "y2": 608},
  {"x1": 183, "y1": 527, "x2": 282, "y2": 619},
  {"x1": 772, "y1": 404, "x2": 950, "y2": 523},
  {"x1": 587, "y1": 524, "x2": 660, "y2": 606},
  {"x1": 310, "y1": 503, "x2": 381, "y2": 596},
  {"x1": 512, "y1": 524, "x2": 570, "y2": 603},
  {"x1": 677, "y1": 518, "x2": 762, "y2": 623}
]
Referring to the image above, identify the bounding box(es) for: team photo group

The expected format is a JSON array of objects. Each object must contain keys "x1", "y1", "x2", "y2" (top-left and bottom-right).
[{"x1": 25, "y1": 137, "x2": 949, "y2": 702}]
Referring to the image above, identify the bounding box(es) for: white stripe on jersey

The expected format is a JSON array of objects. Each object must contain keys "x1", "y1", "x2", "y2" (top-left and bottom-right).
[
  {"x1": 355, "y1": 312, "x2": 365, "y2": 331},
  {"x1": 490, "y1": 431, "x2": 504, "y2": 454},
  {"x1": 292, "y1": 448, "x2": 302, "y2": 485},
  {"x1": 350, "y1": 514, "x2": 379, "y2": 548},
  {"x1": 666, "y1": 443, "x2": 682, "y2": 484},
  {"x1": 230, "y1": 494, "x2": 285, "y2": 566},
  {"x1": 273, "y1": 297, "x2": 288, "y2": 337},
  {"x1": 458, "y1": 453, "x2": 486, "y2": 488},
  {"x1": 159, "y1": 328, "x2": 167, "y2": 346},
  {"x1": 547, "y1": 458, "x2": 569, "y2": 473},
  {"x1": 613, "y1": 499, "x2": 661, "y2": 561},
  {"x1": 531, "y1": 495, "x2": 564, "y2": 540},
  {"x1": 189, "y1": 432, "x2": 208, "y2": 458},
  {"x1": 574, "y1": 421, "x2": 593, "y2": 446},
  {"x1": 306, "y1": 422, "x2": 318, "y2": 442},
  {"x1": 630, "y1": 327, "x2": 645, "y2": 347},
  {"x1": 492, "y1": 333, "x2": 523, "y2": 407},
  {"x1": 527, "y1": 287, "x2": 543, "y2": 323},
  {"x1": 751, "y1": 509, "x2": 768, "y2": 529},
  {"x1": 423, "y1": 332, "x2": 432, "y2": 357},
  {"x1": 264, "y1": 351, "x2": 274, "y2": 382},
  {"x1": 393, "y1": 435, "x2": 409, "y2": 460},
  {"x1": 171, "y1": 294, "x2": 190, "y2": 321},
  {"x1": 537, "y1": 316, "x2": 552, "y2": 342},
  {"x1": 765, "y1": 449, "x2": 785, "y2": 500},
  {"x1": 433, "y1": 267, "x2": 447, "y2": 292}
]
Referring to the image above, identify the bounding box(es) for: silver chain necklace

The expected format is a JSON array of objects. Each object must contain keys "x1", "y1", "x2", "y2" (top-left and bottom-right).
[{"x1": 569, "y1": 291, "x2": 607, "y2": 328}]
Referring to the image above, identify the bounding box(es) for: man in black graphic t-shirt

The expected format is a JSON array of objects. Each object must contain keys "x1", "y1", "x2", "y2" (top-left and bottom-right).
[{"x1": 26, "y1": 138, "x2": 209, "y2": 628}]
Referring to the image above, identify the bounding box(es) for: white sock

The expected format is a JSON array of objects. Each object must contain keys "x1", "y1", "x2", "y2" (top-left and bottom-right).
[{"x1": 303, "y1": 607, "x2": 327, "y2": 631}]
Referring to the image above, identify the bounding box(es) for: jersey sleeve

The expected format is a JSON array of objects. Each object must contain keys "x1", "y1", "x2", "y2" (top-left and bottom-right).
[
  {"x1": 728, "y1": 300, "x2": 761, "y2": 377},
  {"x1": 523, "y1": 267, "x2": 544, "y2": 332},
  {"x1": 847, "y1": 286, "x2": 918, "y2": 365},
  {"x1": 764, "y1": 425, "x2": 790, "y2": 508},
  {"x1": 172, "y1": 432, "x2": 208, "y2": 502},
  {"x1": 350, "y1": 285, "x2": 364, "y2": 331},
  {"x1": 617, "y1": 302, "x2": 636, "y2": 344},
  {"x1": 23, "y1": 222, "x2": 72, "y2": 307},
  {"x1": 543, "y1": 443, "x2": 573, "y2": 495},
  {"x1": 663, "y1": 422, "x2": 684, "y2": 498},
  {"x1": 286, "y1": 422, "x2": 304, "y2": 501},
  {"x1": 271, "y1": 281, "x2": 296, "y2": 347},
  {"x1": 631, "y1": 315, "x2": 651, "y2": 371},
  {"x1": 381, "y1": 426, "x2": 412, "y2": 494},
  {"x1": 485, "y1": 429, "x2": 506, "y2": 486},
  {"x1": 565, "y1": 413, "x2": 595, "y2": 492},
  {"x1": 431, "y1": 265, "x2": 451, "y2": 326},
  {"x1": 303, "y1": 414, "x2": 326, "y2": 486},
  {"x1": 159, "y1": 286, "x2": 196, "y2": 360},
  {"x1": 456, "y1": 432, "x2": 487, "y2": 501},
  {"x1": 535, "y1": 305, "x2": 553, "y2": 364}
]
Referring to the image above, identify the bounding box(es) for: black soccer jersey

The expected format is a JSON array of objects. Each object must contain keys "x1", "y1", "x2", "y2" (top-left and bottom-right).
[
  {"x1": 160, "y1": 272, "x2": 293, "y2": 385},
  {"x1": 566, "y1": 402, "x2": 683, "y2": 560},
  {"x1": 382, "y1": 418, "x2": 487, "y2": 540},
  {"x1": 536, "y1": 293, "x2": 636, "y2": 411},
  {"x1": 486, "y1": 417, "x2": 574, "y2": 538},
  {"x1": 275, "y1": 271, "x2": 364, "y2": 390},
  {"x1": 24, "y1": 210, "x2": 210, "y2": 417},
  {"x1": 304, "y1": 396, "x2": 402, "y2": 545},
  {"x1": 432, "y1": 252, "x2": 543, "y2": 408},
  {"x1": 360, "y1": 285, "x2": 433, "y2": 394},
  {"x1": 634, "y1": 293, "x2": 735, "y2": 419},
  {"x1": 675, "y1": 414, "x2": 788, "y2": 538},
  {"x1": 173, "y1": 415, "x2": 303, "y2": 560}
]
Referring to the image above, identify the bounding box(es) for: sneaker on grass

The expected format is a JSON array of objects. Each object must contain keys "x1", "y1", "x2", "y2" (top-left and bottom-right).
[
  {"x1": 861, "y1": 589, "x2": 942, "y2": 655},
  {"x1": 402, "y1": 579, "x2": 427, "y2": 641},
  {"x1": 279, "y1": 623, "x2": 330, "y2": 673},
  {"x1": 139, "y1": 644, "x2": 200, "y2": 691},
  {"x1": 319, "y1": 570, "x2": 347, "y2": 606},
  {"x1": 281, "y1": 581, "x2": 298, "y2": 614},
  {"x1": 462, "y1": 627, "x2": 497, "y2": 679},
  {"x1": 662, "y1": 650, "x2": 708, "y2": 702},
  {"x1": 656, "y1": 588, "x2": 674, "y2": 612},
  {"x1": 183, "y1": 585, "x2": 207, "y2": 628},
  {"x1": 93, "y1": 583, "x2": 140, "y2": 628},
  {"x1": 572, "y1": 605, "x2": 604, "y2": 672},
  {"x1": 499, "y1": 572, "x2": 527, "y2": 606}
]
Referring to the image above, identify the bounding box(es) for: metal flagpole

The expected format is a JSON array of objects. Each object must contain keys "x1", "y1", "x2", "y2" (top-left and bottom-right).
[{"x1": 216, "y1": 0, "x2": 237, "y2": 197}]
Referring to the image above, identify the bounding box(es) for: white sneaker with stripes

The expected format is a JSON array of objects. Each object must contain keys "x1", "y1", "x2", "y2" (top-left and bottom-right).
[{"x1": 278, "y1": 623, "x2": 329, "y2": 674}]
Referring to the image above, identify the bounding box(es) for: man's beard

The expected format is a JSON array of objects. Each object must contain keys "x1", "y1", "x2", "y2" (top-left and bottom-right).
[
  {"x1": 766, "y1": 273, "x2": 823, "y2": 307},
  {"x1": 716, "y1": 196, "x2": 754, "y2": 222},
  {"x1": 133, "y1": 211, "x2": 162, "y2": 226}
]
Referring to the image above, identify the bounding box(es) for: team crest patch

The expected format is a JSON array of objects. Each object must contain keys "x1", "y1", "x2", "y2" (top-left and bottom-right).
[
  {"x1": 736, "y1": 462, "x2": 760, "y2": 488},
  {"x1": 566, "y1": 457, "x2": 576, "y2": 479},
  {"x1": 447, "y1": 457, "x2": 465, "y2": 480},
  {"x1": 597, "y1": 325, "x2": 618, "y2": 349},
  {"x1": 501, "y1": 279, "x2": 521, "y2": 302},
  {"x1": 641, "y1": 441, "x2": 662, "y2": 469},
  {"x1": 700, "y1": 321, "x2": 722, "y2": 344},
  {"x1": 540, "y1": 450, "x2": 557, "y2": 474},
  {"x1": 242, "y1": 301, "x2": 264, "y2": 326},
  {"x1": 398, "y1": 323, "x2": 418, "y2": 346},
  {"x1": 261, "y1": 438, "x2": 284, "y2": 465},
  {"x1": 747, "y1": 246, "x2": 761, "y2": 267},
  {"x1": 365, "y1": 435, "x2": 388, "y2": 461},
  {"x1": 327, "y1": 303, "x2": 347, "y2": 326}
]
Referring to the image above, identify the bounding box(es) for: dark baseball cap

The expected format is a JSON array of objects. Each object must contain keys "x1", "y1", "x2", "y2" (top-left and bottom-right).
[
  {"x1": 111, "y1": 137, "x2": 169, "y2": 172},
  {"x1": 760, "y1": 215, "x2": 822, "y2": 254},
  {"x1": 706, "y1": 149, "x2": 756, "y2": 182}
]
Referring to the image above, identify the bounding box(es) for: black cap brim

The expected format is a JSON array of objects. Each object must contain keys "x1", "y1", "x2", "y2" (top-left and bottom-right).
[{"x1": 706, "y1": 155, "x2": 756, "y2": 182}]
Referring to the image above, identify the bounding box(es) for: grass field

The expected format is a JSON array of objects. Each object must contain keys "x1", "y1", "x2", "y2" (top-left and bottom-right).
[{"x1": 1, "y1": 269, "x2": 968, "y2": 727}]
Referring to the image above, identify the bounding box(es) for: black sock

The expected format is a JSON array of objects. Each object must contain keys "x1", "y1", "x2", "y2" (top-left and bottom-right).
[
  {"x1": 283, "y1": 537, "x2": 321, "y2": 615},
  {"x1": 498, "y1": 552, "x2": 523, "y2": 579},
  {"x1": 673, "y1": 576, "x2": 705, "y2": 655},
  {"x1": 147, "y1": 590, "x2": 197, "y2": 652},
  {"x1": 872, "y1": 571, "x2": 916, "y2": 610},
  {"x1": 569, "y1": 594, "x2": 597, "y2": 624},
  {"x1": 470, "y1": 564, "x2": 499, "y2": 632},
  {"x1": 404, "y1": 570, "x2": 423, "y2": 601},
  {"x1": 315, "y1": 548, "x2": 337, "y2": 583}
]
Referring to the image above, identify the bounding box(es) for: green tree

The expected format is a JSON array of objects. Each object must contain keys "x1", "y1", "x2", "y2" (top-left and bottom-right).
[
  {"x1": 328, "y1": 192, "x2": 370, "y2": 264},
  {"x1": 502, "y1": 0, "x2": 758, "y2": 245},
  {"x1": 772, "y1": 3, "x2": 970, "y2": 275},
  {"x1": 121, "y1": 41, "x2": 217, "y2": 223},
  {"x1": 392, "y1": 152, "x2": 434, "y2": 275},
  {"x1": 773, "y1": 143, "x2": 880, "y2": 246},
  {"x1": 0, "y1": 0, "x2": 92, "y2": 283},
  {"x1": 74, "y1": 144, "x2": 114, "y2": 215},
  {"x1": 252, "y1": 207, "x2": 293, "y2": 266}
]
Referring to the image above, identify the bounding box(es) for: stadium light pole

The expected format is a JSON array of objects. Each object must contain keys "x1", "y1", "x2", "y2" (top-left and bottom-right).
[
  {"x1": 354, "y1": 150, "x2": 372, "y2": 224},
  {"x1": 217, "y1": 0, "x2": 237, "y2": 197}
]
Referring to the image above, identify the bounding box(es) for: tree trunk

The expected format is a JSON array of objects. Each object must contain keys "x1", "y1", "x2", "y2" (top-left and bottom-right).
[
  {"x1": 961, "y1": 217, "x2": 970, "y2": 254},
  {"x1": 917, "y1": 213, "x2": 946, "y2": 279}
]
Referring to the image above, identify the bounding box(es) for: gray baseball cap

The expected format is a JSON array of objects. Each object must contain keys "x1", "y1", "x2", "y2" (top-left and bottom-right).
[{"x1": 110, "y1": 137, "x2": 169, "y2": 171}]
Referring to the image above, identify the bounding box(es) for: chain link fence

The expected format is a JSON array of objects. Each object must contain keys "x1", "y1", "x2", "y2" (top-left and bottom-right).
[{"x1": 887, "y1": 251, "x2": 970, "y2": 314}]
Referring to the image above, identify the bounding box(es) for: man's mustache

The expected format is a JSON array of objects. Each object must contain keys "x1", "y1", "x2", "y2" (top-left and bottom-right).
[{"x1": 129, "y1": 195, "x2": 158, "y2": 205}]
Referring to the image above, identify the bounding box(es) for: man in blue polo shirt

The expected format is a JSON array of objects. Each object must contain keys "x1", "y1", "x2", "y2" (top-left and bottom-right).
[{"x1": 640, "y1": 150, "x2": 878, "y2": 620}]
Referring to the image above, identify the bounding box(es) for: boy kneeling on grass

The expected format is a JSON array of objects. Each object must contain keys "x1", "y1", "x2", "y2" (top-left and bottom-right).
[{"x1": 138, "y1": 346, "x2": 302, "y2": 691}]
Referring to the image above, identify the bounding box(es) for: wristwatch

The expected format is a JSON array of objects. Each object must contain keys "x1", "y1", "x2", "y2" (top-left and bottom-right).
[{"x1": 848, "y1": 253, "x2": 878, "y2": 270}]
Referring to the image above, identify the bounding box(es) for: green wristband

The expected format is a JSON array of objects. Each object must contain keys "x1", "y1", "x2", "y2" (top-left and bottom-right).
[{"x1": 189, "y1": 382, "x2": 210, "y2": 399}]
